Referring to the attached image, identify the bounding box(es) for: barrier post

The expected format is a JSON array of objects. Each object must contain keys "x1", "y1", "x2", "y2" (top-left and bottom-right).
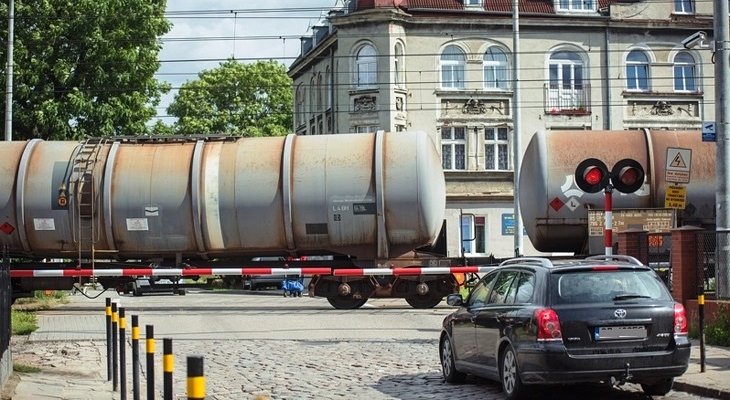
[
  {"x1": 132, "y1": 315, "x2": 140, "y2": 400},
  {"x1": 112, "y1": 301, "x2": 119, "y2": 391},
  {"x1": 119, "y1": 308, "x2": 127, "y2": 400},
  {"x1": 146, "y1": 325, "x2": 155, "y2": 400},
  {"x1": 163, "y1": 338, "x2": 173, "y2": 400},
  {"x1": 105, "y1": 297, "x2": 112, "y2": 381},
  {"x1": 187, "y1": 356, "x2": 205, "y2": 400}
]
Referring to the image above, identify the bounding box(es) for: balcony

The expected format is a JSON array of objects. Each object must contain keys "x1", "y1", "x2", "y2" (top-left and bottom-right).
[{"x1": 543, "y1": 83, "x2": 592, "y2": 116}]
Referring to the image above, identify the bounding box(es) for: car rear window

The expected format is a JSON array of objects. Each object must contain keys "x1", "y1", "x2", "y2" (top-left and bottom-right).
[{"x1": 550, "y1": 269, "x2": 672, "y2": 305}]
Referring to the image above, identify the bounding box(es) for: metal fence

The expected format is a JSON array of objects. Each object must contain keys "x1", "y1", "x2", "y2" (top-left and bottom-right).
[
  {"x1": 641, "y1": 232, "x2": 673, "y2": 290},
  {"x1": 696, "y1": 231, "x2": 718, "y2": 299},
  {"x1": 1, "y1": 247, "x2": 11, "y2": 387}
]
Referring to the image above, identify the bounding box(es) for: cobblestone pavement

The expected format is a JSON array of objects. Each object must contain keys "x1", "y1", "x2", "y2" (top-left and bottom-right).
[{"x1": 3, "y1": 290, "x2": 715, "y2": 400}]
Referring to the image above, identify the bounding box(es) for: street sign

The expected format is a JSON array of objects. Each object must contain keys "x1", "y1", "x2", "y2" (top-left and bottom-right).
[
  {"x1": 665, "y1": 147, "x2": 692, "y2": 184},
  {"x1": 664, "y1": 185, "x2": 687, "y2": 209},
  {"x1": 702, "y1": 121, "x2": 717, "y2": 142},
  {"x1": 588, "y1": 208, "x2": 675, "y2": 236}
]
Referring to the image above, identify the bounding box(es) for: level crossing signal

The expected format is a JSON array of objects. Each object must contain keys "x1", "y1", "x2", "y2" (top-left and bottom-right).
[{"x1": 574, "y1": 158, "x2": 645, "y2": 194}]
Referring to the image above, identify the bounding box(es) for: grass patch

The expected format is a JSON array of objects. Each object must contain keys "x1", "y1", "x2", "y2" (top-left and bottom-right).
[
  {"x1": 13, "y1": 290, "x2": 69, "y2": 311},
  {"x1": 11, "y1": 311, "x2": 37, "y2": 335},
  {"x1": 13, "y1": 363, "x2": 41, "y2": 373}
]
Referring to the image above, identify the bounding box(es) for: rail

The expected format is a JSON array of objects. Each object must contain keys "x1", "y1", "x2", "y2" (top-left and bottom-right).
[{"x1": 585, "y1": 254, "x2": 643, "y2": 266}]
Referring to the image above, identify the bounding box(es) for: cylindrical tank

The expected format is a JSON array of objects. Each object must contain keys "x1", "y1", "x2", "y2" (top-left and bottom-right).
[
  {"x1": 519, "y1": 129, "x2": 715, "y2": 253},
  {"x1": 0, "y1": 131, "x2": 445, "y2": 260}
]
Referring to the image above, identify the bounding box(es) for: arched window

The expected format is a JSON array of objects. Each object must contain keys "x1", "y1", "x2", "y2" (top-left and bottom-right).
[
  {"x1": 325, "y1": 66, "x2": 332, "y2": 109},
  {"x1": 484, "y1": 47, "x2": 509, "y2": 90},
  {"x1": 394, "y1": 43, "x2": 405, "y2": 88},
  {"x1": 674, "y1": 51, "x2": 696, "y2": 92},
  {"x1": 626, "y1": 50, "x2": 649, "y2": 91},
  {"x1": 547, "y1": 50, "x2": 586, "y2": 112},
  {"x1": 355, "y1": 44, "x2": 377, "y2": 87},
  {"x1": 317, "y1": 73, "x2": 323, "y2": 112},
  {"x1": 440, "y1": 45, "x2": 466, "y2": 89},
  {"x1": 295, "y1": 84, "x2": 304, "y2": 127},
  {"x1": 309, "y1": 77, "x2": 316, "y2": 116}
]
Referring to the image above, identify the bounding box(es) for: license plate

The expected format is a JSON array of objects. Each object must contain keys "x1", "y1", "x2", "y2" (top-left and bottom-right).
[{"x1": 594, "y1": 325, "x2": 646, "y2": 340}]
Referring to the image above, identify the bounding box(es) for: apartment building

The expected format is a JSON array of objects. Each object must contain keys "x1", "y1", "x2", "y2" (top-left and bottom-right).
[{"x1": 288, "y1": 0, "x2": 714, "y2": 258}]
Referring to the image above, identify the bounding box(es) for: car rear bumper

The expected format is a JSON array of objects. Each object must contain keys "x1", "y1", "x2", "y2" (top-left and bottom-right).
[{"x1": 518, "y1": 343, "x2": 691, "y2": 385}]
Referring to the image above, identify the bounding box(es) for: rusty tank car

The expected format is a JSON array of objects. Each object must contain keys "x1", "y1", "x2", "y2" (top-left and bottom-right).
[
  {"x1": 519, "y1": 129, "x2": 715, "y2": 253},
  {"x1": 1, "y1": 131, "x2": 458, "y2": 309}
]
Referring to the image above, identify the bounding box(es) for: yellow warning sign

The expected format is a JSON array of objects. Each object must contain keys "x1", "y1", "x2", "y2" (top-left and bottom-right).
[{"x1": 664, "y1": 186, "x2": 686, "y2": 209}]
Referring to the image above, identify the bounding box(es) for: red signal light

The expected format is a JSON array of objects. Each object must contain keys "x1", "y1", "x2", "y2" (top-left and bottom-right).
[{"x1": 584, "y1": 167, "x2": 604, "y2": 186}]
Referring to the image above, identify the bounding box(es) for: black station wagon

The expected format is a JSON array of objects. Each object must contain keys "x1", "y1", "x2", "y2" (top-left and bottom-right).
[{"x1": 439, "y1": 255, "x2": 690, "y2": 399}]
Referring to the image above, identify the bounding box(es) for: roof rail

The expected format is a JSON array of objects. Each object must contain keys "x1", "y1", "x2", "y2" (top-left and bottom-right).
[
  {"x1": 499, "y1": 257, "x2": 554, "y2": 268},
  {"x1": 584, "y1": 254, "x2": 643, "y2": 266}
]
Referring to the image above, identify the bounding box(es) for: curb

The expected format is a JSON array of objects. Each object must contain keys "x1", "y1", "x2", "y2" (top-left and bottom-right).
[{"x1": 674, "y1": 381, "x2": 730, "y2": 400}]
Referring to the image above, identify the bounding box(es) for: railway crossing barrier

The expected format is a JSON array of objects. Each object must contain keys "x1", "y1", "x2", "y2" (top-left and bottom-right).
[{"x1": 103, "y1": 298, "x2": 205, "y2": 399}]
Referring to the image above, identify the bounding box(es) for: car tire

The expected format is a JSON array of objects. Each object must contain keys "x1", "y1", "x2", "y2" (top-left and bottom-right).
[
  {"x1": 440, "y1": 335, "x2": 466, "y2": 383},
  {"x1": 641, "y1": 378, "x2": 674, "y2": 396},
  {"x1": 500, "y1": 344, "x2": 527, "y2": 400}
]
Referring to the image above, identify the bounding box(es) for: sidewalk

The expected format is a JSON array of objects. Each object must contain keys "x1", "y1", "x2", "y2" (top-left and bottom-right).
[{"x1": 674, "y1": 342, "x2": 730, "y2": 400}]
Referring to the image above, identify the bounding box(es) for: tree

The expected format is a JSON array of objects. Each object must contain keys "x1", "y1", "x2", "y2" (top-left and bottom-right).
[
  {"x1": 168, "y1": 60, "x2": 293, "y2": 137},
  {"x1": 0, "y1": 0, "x2": 171, "y2": 140}
]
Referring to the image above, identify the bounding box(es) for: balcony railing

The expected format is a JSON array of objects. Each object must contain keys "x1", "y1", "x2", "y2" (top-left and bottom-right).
[{"x1": 543, "y1": 83, "x2": 592, "y2": 115}]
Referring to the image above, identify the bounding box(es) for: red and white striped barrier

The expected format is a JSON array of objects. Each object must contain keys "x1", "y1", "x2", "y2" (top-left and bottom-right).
[{"x1": 10, "y1": 266, "x2": 495, "y2": 279}]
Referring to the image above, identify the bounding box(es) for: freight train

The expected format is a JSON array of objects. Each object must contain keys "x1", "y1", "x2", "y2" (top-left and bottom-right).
[
  {"x1": 519, "y1": 128, "x2": 715, "y2": 253},
  {"x1": 0, "y1": 131, "x2": 467, "y2": 309}
]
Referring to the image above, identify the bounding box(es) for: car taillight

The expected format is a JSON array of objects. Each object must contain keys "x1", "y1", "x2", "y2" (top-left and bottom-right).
[
  {"x1": 674, "y1": 303, "x2": 688, "y2": 336},
  {"x1": 535, "y1": 308, "x2": 562, "y2": 342}
]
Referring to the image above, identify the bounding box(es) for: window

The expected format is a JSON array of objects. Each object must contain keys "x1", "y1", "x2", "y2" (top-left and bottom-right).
[
  {"x1": 309, "y1": 77, "x2": 316, "y2": 116},
  {"x1": 484, "y1": 47, "x2": 509, "y2": 90},
  {"x1": 512, "y1": 273, "x2": 535, "y2": 304},
  {"x1": 325, "y1": 67, "x2": 332, "y2": 109},
  {"x1": 674, "y1": 51, "x2": 696, "y2": 92},
  {"x1": 467, "y1": 271, "x2": 499, "y2": 308},
  {"x1": 547, "y1": 50, "x2": 586, "y2": 111},
  {"x1": 485, "y1": 127, "x2": 510, "y2": 171},
  {"x1": 355, "y1": 44, "x2": 377, "y2": 88},
  {"x1": 556, "y1": 0, "x2": 595, "y2": 11},
  {"x1": 440, "y1": 45, "x2": 466, "y2": 89},
  {"x1": 488, "y1": 271, "x2": 518, "y2": 304},
  {"x1": 317, "y1": 73, "x2": 323, "y2": 112},
  {"x1": 461, "y1": 215, "x2": 486, "y2": 254},
  {"x1": 626, "y1": 50, "x2": 650, "y2": 91},
  {"x1": 295, "y1": 84, "x2": 305, "y2": 127},
  {"x1": 394, "y1": 43, "x2": 405, "y2": 88},
  {"x1": 441, "y1": 126, "x2": 466, "y2": 170},
  {"x1": 465, "y1": 0, "x2": 483, "y2": 7},
  {"x1": 675, "y1": 0, "x2": 693, "y2": 14},
  {"x1": 355, "y1": 125, "x2": 378, "y2": 133}
]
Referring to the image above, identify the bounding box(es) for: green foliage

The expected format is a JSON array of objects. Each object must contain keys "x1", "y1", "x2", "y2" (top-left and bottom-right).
[
  {"x1": 705, "y1": 304, "x2": 730, "y2": 346},
  {"x1": 11, "y1": 310, "x2": 37, "y2": 335},
  {"x1": 13, "y1": 363, "x2": 41, "y2": 373},
  {"x1": 0, "y1": 0, "x2": 171, "y2": 139},
  {"x1": 168, "y1": 59, "x2": 293, "y2": 136}
]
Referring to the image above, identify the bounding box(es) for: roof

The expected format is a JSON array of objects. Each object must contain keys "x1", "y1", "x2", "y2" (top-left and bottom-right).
[{"x1": 355, "y1": 0, "x2": 614, "y2": 15}]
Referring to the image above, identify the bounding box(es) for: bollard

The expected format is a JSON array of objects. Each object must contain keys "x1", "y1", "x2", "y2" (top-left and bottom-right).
[
  {"x1": 132, "y1": 315, "x2": 140, "y2": 400},
  {"x1": 119, "y1": 308, "x2": 127, "y2": 400},
  {"x1": 112, "y1": 301, "x2": 119, "y2": 391},
  {"x1": 146, "y1": 325, "x2": 155, "y2": 400},
  {"x1": 106, "y1": 297, "x2": 112, "y2": 381},
  {"x1": 163, "y1": 338, "x2": 173, "y2": 400},
  {"x1": 187, "y1": 356, "x2": 205, "y2": 400}
]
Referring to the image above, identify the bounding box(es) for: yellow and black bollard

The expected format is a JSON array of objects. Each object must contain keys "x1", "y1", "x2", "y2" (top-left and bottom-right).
[
  {"x1": 119, "y1": 307, "x2": 127, "y2": 400},
  {"x1": 105, "y1": 297, "x2": 112, "y2": 381},
  {"x1": 112, "y1": 301, "x2": 119, "y2": 391},
  {"x1": 146, "y1": 325, "x2": 155, "y2": 400},
  {"x1": 187, "y1": 356, "x2": 205, "y2": 400},
  {"x1": 131, "y1": 315, "x2": 140, "y2": 400},
  {"x1": 163, "y1": 338, "x2": 173, "y2": 400}
]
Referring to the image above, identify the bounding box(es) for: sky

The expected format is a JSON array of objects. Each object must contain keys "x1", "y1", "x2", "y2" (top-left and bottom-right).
[{"x1": 155, "y1": 0, "x2": 343, "y2": 124}]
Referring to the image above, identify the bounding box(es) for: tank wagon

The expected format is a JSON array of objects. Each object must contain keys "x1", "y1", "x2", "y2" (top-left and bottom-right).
[
  {"x1": 1, "y1": 131, "x2": 460, "y2": 309},
  {"x1": 519, "y1": 129, "x2": 715, "y2": 253}
]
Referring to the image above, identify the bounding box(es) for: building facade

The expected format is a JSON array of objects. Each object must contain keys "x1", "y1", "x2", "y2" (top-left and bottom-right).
[{"x1": 288, "y1": 0, "x2": 714, "y2": 258}]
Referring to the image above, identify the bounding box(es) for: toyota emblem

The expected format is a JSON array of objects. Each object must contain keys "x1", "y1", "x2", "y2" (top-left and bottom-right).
[{"x1": 614, "y1": 309, "x2": 627, "y2": 319}]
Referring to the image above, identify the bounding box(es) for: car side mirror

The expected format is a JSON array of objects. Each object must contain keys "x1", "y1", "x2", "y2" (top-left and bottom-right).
[{"x1": 446, "y1": 293, "x2": 464, "y2": 307}]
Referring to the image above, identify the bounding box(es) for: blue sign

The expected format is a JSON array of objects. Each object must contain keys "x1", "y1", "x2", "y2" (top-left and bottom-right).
[
  {"x1": 702, "y1": 121, "x2": 716, "y2": 142},
  {"x1": 502, "y1": 214, "x2": 526, "y2": 236}
]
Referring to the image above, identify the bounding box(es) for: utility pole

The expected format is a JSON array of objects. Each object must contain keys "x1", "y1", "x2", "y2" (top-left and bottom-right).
[
  {"x1": 714, "y1": 0, "x2": 730, "y2": 297},
  {"x1": 4, "y1": 0, "x2": 13, "y2": 141},
  {"x1": 512, "y1": 0, "x2": 523, "y2": 256}
]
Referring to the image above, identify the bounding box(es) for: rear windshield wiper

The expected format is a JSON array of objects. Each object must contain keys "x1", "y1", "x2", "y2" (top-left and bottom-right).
[{"x1": 613, "y1": 294, "x2": 652, "y2": 301}]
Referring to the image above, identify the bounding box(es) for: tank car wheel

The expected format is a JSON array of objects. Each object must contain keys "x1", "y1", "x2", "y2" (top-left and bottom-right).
[
  {"x1": 326, "y1": 296, "x2": 368, "y2": 309},
  {"x1": 405, "y1": 294, "x2": 443, "y2": 309}
]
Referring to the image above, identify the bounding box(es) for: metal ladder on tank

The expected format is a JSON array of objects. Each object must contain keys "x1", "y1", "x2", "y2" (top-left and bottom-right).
[{"x1": 69, "y1": 138, "x2": 106, "y2": 287}]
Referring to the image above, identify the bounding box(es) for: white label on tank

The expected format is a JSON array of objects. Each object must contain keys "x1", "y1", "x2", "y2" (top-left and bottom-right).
[
  {"x1": 33, "y1": 218, "x2": 56, "y2": 231},
  {"x1": 126, "y1": 218, "x2": 149, "y2": 231},
  {"x1": 203, "y1": 143, "x2": 224, "y2": 249},
  {"x1": 144, "y1": 206, "x2": 159, "y2": 217}
]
